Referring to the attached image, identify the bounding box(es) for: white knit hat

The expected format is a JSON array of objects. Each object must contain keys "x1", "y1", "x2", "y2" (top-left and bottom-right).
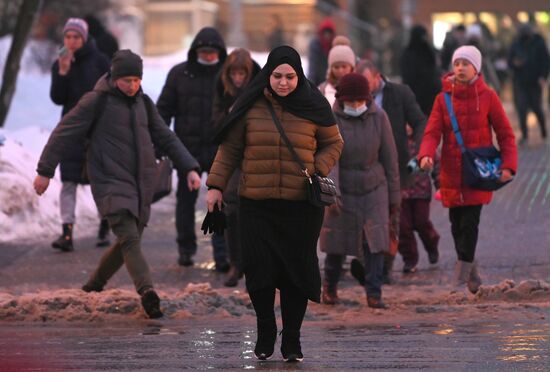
[
  {"x1": 452, "y1": 45, "x2": 482, "y2": 73},
  {"x1": 328, "y1": 45, "x2": 356, "y2": 67}
]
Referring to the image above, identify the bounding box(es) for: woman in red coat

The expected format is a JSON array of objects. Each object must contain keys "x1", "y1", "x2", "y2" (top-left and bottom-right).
[{"x1": 418, "y1": 45, "x2": 517, "y2": 294}]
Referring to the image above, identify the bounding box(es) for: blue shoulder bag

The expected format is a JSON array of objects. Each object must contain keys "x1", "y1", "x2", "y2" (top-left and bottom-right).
[{"x1": 444, "y1": 93, "x2": 511, "y2": 191}]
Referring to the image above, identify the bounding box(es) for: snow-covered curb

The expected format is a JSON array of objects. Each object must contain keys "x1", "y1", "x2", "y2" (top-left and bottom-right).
[{"x1": 1, "y1": 280, "x2": 549, "y2": 322}]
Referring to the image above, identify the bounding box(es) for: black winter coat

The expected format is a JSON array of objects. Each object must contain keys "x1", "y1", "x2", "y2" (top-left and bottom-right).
[
  {"x1": 38, "y1": 75, "x2": 200, "y2": 224},
  {"x1": 50, "y1": 39, "x2": 110, "y2": 183},
  {"x1": 380, "y1": 79, "x2": 426, "y2": 188},
  {"x1": 508, "y1": 33, "x2": 550, "y2": 86},
  {"x1": 157, "y1": 27, "x2": 227, "y2": 172}
]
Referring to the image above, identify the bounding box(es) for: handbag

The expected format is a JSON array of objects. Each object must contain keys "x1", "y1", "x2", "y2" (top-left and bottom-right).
[
  {"x1": 444, "y1": 93, "x2": 511, "y2": 191},
  {"x1": 265, "y1": 99, "x2": 337, "y2": 207},
  {"x1": 152, "y1": 157, "x2": 173, "y2": 203}
]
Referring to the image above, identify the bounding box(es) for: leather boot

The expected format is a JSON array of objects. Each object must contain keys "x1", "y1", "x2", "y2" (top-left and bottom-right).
[
  {"x1": 224, "y1": 265, "x2": 243, "y2": 287},
  {"x1": 321, "y1": 282, "x2": 338, "y2": 305},
  {"x1": 51, "y1": 223, "x2": 74, "y2": 252},
  {"x1": 467, "y1": 261, "x2": 482, "y2": 294}
]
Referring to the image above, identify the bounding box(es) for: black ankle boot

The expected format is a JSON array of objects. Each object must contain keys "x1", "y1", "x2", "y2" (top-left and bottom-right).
[
  {"x1": 141, "y1": 289, "x2": 163, "y2": 319},
  {"x1": 52, "y1": 223, "x2": 74, "y2": 252},
  {"x1": 254, "y1": 317, "x2": 277, "y2": 360},
  {"x1": 281, "y1": 329, "x2": 303, "y2": 362}
]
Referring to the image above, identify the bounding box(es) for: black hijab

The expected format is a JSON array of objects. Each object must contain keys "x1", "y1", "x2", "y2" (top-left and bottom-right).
[{"x1": 213, "y1": 45, "x2": 335, "y2": 144}]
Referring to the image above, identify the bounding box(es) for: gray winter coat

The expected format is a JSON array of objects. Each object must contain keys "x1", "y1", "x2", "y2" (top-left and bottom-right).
[
  {"x1": 319, "y1": 102, "x2": 400, "y2": 256},
  {"x1": 37, "y1": 74, "x2": 199, "y2": 224}
]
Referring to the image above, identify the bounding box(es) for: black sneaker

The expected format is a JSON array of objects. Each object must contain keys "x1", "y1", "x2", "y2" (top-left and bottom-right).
[
  {"x1": 141, "y1": 289, "x2": 163, "y2": 319},
  {"x1": 350, "y1": 258, "x2": 366, "y2": 286},
  {"x1": 254, "y1": 317, "x2": 277, "y2": 360},
  {"x1": 281, "y1": 330, "x2": 303, "y2": 362},
  {"x1": 402, "y1": 263, "x2": 417, "y2": 274},
  {"x1": 178, "y1": 253, "x2": 194, "y2": 267}
]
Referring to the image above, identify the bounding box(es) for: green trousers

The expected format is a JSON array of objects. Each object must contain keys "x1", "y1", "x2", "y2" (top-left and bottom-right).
[{"x1": 88, "y1": 210, "x2": 153, "y2": 294}]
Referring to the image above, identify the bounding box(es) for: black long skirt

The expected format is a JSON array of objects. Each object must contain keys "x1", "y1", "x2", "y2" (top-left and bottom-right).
[{"x1": 239, "y1": 197, "x2": 324, "y2": 303}]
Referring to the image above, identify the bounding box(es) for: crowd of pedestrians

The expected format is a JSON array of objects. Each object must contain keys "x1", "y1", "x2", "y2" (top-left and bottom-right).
[{"x1": 32, "y1": 13, "x2": 547, "y2": 362}]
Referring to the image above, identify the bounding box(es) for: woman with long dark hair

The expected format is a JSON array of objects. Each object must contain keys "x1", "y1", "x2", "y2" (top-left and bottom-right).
[{"x1": 206, "y1": 46, "x2": 343, "y2": 362}]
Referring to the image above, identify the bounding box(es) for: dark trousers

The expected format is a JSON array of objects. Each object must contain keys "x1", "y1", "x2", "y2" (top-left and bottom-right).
[
  {"x1": 398, "y1": 198, "x2": 440, "y2": 267},
  {"x1": 224, "y1": 200, "x2": 242, "y2": 270},
  {"x1": 88, "y1": 210, "x2": 152, "y2": 294},
  {"x1": 176, "y1": 174, "x2": 227, "y2": 264},
  {"x1": 249, "y1": 285, "x2": 308, "y2": 332},
  {"x1": 324, "y1": 240, "x2": 384, "y2": 299},
  {"x1": 514, "y1": 83, "x2": 547, "y2": 139},
  {"x1": 449, "y1": 205, "x2": 482, "y2": 263}
]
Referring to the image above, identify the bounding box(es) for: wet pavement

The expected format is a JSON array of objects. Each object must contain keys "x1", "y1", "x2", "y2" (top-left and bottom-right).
[{"x1": 1, "y1": 318, "x2": 549, "y2": 371}]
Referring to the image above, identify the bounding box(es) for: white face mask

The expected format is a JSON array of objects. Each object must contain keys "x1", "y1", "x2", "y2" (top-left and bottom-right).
[
  {"x1": 197, "y1": 57, "x2": 219, "y2": 66},
  {"x1": 343, "y1": 104, "x2": 367, "y2": 117}
]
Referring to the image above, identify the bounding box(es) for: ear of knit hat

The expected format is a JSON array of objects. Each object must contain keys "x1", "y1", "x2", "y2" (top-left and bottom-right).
[
  {"x1": 111, "y1": 50, "x2": 143, "y2": 80},
  {"x1": 452, "y1": 45, "x2": 482, "y2": 73},
  {"x1": 63, "y1": 18, "x2": 88, "y2": 42},
  {"x1": 335, "y1": 72, "x2": 370, "y2": 102},
  {"x1": 328, "y1": 45, "x2": 356, "y2": 68}
]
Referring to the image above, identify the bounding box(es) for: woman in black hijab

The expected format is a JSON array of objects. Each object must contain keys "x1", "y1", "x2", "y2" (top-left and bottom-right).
[{"x1": 207, "y1": 46, "x2": 343, "y2": 362}]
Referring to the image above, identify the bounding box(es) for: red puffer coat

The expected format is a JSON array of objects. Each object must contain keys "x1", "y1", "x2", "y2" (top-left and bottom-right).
[{"x1": 418, "y1": 73, "x2": 517, "y2": 208}]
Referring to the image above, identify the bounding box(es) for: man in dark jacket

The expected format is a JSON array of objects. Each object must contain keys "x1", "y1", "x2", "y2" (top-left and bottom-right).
[
  {"x1": 508, "y1": 23, "x2": 549, "y2": 143},
  {"x1": 34, "y1": 50, "x2": 202, "y2": 319},
  {"x1": 50, "y1": 17, "x2": 111, "y2": 252},
  {"x1": 157, "y1": 27, "x2": 229, "y2": 269},
  {"x1": 354, "y1": 59, "x2": 427, "y2": 281}
]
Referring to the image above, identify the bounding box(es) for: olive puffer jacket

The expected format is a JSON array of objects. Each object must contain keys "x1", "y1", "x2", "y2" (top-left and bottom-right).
[
  {"x1": 418, "y1": 73, "x2": 517, "y2": 208},
  {"x1": 38, "y1": 75, "x2": 200, "y2": 224},
  {"x1": 206, "y1": 93, "x2": 344, "y2": 201}
]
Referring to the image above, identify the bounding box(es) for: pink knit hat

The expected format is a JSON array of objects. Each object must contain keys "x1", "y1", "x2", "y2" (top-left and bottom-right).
[
  {"x1": 328, "y1": 45, "x2": 356, "y2": 67},
  {"x1": 63, "y1": 18, "x2": 88, "y2": 42},
  {"x1": 452, "y1": 45, "x2": 482, "y2": 73}
]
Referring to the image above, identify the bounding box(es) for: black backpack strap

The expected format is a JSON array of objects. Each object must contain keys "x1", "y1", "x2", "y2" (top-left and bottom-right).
[
  {"x1": 265, "y1": 98, "x2": 311, "y2": 179},
  {"x1": 85, "y1": 92, "x2": 108, "y2": 138}
]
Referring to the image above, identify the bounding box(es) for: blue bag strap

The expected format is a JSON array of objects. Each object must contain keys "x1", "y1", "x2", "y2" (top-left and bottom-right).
[{"x1": 444, "y1": 92, "x2": 466, "y2": 153}]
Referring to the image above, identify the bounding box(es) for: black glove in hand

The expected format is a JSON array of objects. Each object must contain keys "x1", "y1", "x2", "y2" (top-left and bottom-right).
[{"x1": 200, "y1": 204, "x2": 226, "y2": 235}]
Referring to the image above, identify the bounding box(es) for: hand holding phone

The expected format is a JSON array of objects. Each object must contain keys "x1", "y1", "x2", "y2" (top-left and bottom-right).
[{"x1": 58, "y1": 46, "x2": 72, "y2": 75}]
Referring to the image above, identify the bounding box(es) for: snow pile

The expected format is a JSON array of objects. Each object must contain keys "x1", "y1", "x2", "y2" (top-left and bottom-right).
[
  {"x1": 0, "y1": 132, "x2": 99, "y2": 243},
  {"x1": 476, "y1": 279, "x2": 550, "y2": 301},
  {"x1": 0, "y1": 283, "x2": 254, "y2": 322}
]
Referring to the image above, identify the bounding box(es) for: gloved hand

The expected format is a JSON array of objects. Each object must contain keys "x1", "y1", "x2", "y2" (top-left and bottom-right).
[
  {"x1": 200, "y1": 204, "x2": 226, "y2": 235},
  {"x1": 389, "y1": 203, "x2": 400, "y2": 240}
]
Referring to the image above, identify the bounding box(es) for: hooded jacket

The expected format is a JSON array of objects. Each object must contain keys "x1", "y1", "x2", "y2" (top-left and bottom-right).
[
  {"x1": 38, "y1": 74, "x2": 199, "y2": 224},
  {"x1": 50, "y1": 38, "x2": 110, "y2": 183},
  {"x1": 418, "y1": 73, "x2": 517, "y2": 208},
  {"x1": 156, "y1": 27, "x2": 227, "y2": 172}
]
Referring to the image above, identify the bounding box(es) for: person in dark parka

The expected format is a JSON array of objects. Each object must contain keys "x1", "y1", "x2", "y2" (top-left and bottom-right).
[
  {"x1": 157, "y1": 27, "x2": 229, "y2": 269},
  {"x1": 400, "y1": 25, "x2": 441, "y2": 116},
  {"x1": 84, "y1": 14, "x2": 119, "y2": 59},
  {"x1": 307, "y1": 18, "x2": 336, "y2": 86},
  {"x1": 50, "y1": 18, "x2": 110, "y2": 252},
  {"x1": 508, "y1": 23, "x2": 550, "y2": 143},
  {"x1": 35, "y1": 50, "x2": 202, "y2": 319}
]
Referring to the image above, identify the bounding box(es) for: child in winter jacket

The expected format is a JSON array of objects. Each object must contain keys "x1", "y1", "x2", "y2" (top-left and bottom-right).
[
  {"x1": 398, "y1": 125, "x2": 440, "y2": 274},
  {"x1": 418, "y1": 45, "x2": 517, "y2": 294}
]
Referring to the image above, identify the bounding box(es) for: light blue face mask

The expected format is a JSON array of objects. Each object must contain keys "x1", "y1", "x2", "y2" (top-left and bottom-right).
[
  {"x1": 343, "y1": 104, "x2": 367, "y2": 117},
  {"x1": 197, "y1": 57, "x2": 219, "y2": 66}
]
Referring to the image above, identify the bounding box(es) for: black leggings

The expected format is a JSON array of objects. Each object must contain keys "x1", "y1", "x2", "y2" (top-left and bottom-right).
[
  {"x1": 249, "y1": 285, "x2": 308, "y2": 332},
  {"x1": 449, "y1": 205, "x2": 482, "y2": 263}
]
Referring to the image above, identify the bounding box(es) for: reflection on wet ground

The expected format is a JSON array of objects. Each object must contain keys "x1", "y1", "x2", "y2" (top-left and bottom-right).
[{"x1": 0, "y1": 319, "x2": 549, "y2": 370}]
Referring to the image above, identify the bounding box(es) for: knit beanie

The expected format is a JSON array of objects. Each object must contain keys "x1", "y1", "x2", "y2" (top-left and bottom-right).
[
  {"x1": 111, "y1": 50, "x2": 143, "y2": 80},
  {"x1": 452, "y1": 45, "x2": 482, "y2": 73},
  {"x1": 63, "y1": 18, "x2": 88, "y2": 42},
  {"x1": 335, "y1": 73, "x2": 370, "y2": 102},
  {"x1": 328, "y1": 45, "x2": 356, "y2": 68},
  {"x1": 332, "y1": 35, "x2": 351, "y2": 47}
]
